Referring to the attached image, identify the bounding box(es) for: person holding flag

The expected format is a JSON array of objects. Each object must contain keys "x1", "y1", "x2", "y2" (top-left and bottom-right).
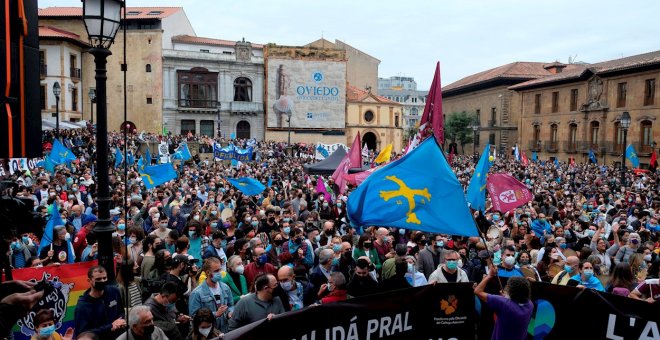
[
  {"x1": 589, "y1": 149, "x2": 598, "y2": 164},
  {"x1": 466, "y1": 144, "x2": 493, "y2": 212},
  {"x1": 38, "y1": 204, "x2": 75, "y2": 265}
]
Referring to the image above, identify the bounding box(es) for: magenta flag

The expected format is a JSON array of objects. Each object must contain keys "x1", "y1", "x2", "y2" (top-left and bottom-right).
[
  {"x1": 486, "y1": 173, "x2": 533, "y2": 213},
  {"x1": 316, "y1": 176, "x2": 332, "y2": 201},
  {"x1": 419, "y1": 62, "x2": 444, "y2": 145},
  {"x1": 332, "y1": 132, "x2": 361, "y2": 194}
]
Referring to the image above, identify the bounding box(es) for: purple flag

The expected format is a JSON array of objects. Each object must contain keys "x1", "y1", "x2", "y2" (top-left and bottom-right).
[{"x1": 486, "y1": 173, "x2": 533, "y2": 213}]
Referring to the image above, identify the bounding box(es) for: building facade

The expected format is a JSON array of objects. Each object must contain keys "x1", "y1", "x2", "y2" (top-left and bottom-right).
[
  {"x1": 511, "y1": 51, "x2": 660, "y2": 167},
  {"x1": 38, "y1": 7, "x2": 195, "y2": 133},
  {"x1": 378, "y1": 88, "x2": 427, "y2": 132},
  {"x1": 38, "y1": 26, "x2": 88, "y2": 123},
  {"x1": 442, "y1": 62, "x2": 569, "y2": 155},
  {"x1": 163, "y1": 36, "x2": 265, "y2": 139},
  {"x1": 378, "y1": 76, "x2": 417, "y2": 91},
  {"x1": 346, "y1": 85, "x2": 404, "y2": 152}
]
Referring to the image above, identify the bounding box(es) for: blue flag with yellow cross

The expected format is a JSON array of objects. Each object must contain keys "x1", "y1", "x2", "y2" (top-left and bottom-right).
[
  {"x1": 347, "y1": 137, "x2": 478, "y2": 236},
  {"x1": 466, "y1": 144, "x2": 492, "y2": 212},
  {"x1": 139, "y1": 164, "x2": 178, "y2": 189}
]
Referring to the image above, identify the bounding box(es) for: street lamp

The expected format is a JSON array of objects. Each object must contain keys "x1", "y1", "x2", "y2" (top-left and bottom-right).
[
  {"x1": 88, "y1": 88, "x2": 96, "y2": 124},
  {"x1": 52, "y1": 82, "x2": 61, "y2": 138},
  {"x1": 82, "y1": 0, "x2": 123, "y2": 282},
  {"x1": 286, "y1": 111, "x2": 293, "y2": 156},
  {"x1": 471, "y1": 123, "x2": 479, "y2": 155},
  {"x1": 620, "y1": 111, "x2": 631, "y2": 187}
]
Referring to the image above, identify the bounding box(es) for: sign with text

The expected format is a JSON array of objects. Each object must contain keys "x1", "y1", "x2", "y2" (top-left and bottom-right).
[{"x1": 316, "y1": 143, "x2": 347, "y2": 160}]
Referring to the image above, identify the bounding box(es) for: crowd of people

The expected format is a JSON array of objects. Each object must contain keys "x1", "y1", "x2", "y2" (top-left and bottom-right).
[{"x1": 2, "y1": 127, "x2": 659, "y2": 339}]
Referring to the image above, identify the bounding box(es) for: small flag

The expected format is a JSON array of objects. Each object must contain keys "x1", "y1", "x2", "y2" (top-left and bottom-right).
[
  {"x1": 172, "y1": 143, "x2": 192, "y2": 161},
  {"x1": 589, "y1": 149, "x2": 598, "y2": 164},
  {"x1": 466, "y1": 144, "x2": 492, "y2": 212},
  {"x1": 521, "y1": 152, "x2": 529, "y2": 166},
  {"x1": 227, "y1": 177, "x2": 266, "y2": 196},
  {"x1": 114, "y1": 147, "x2": 123, "y2": 168},
  {"x1": 50, "y1": 139, "x2": 76, "y2": 165},
  {"x1": 332, "y1": 132, "x2": 361, "y2": 194},
  {"x1": 316, "y1": 177, "x2": 332, "y2": 202},
  {"x1": 625, "y1": 144, "x2": 640, "y2": 168},
  {"x1": 362, "y1": 144, "x2": 369, "y2": 157},
  {"x1": 514, "y1": 144, "x2": 520, "y2": 161},
  {"x1": 532, "y1": 151, "x2": 538, "y2": 162},
  {"x1": 374, "y1": 144, "x2": 393, "y2": 164},
  {"x1": 650, "y1": 150, "x2": 658, "y2": 169},
  {"x1": 140, "y1": 164, "x2": 178, "y2": 189},
  {"x1": 486, "y1": 174, "x2": 533, "y2": 213}
]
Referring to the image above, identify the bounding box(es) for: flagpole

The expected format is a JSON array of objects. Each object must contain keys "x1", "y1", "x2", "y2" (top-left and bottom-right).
[{"x1": 471, "y1": 210, "x2": 505, "y2": 293}]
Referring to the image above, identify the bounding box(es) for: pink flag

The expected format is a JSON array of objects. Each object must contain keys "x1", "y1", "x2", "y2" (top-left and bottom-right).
[
  {"x1": 316, "y1": 177, "x2": 332, "y2": 201},
  {"x1": 419, "y1": 62, "x2": 444, "y2": 145},
  {"x1": 332, "y1": 132, "x2": 361, "y2": 194},
  {"x1": 486, "y1": 173, "x2": 533, "y2": 212}
]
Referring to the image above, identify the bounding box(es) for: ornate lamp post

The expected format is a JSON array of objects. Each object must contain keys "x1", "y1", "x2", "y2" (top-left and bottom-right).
[
  {"x1": 471, "y1": 123, "x2": 479, "y2": 155},
  {"x1": 88, "y1": 88, "x2": 96, "y2": 124},
  {"x1": 82, "y1": 0, "x2": 123, "y2": 281},
  {"x1": 52, "y1": 82, "x2": 61, "y2": 138},
  {"x1": 620, "y1": 111, "x2": 631, "y2": 187}
]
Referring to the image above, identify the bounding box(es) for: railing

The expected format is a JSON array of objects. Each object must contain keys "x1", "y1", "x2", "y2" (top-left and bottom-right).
[
  {"x1": 544, "y1": 141, "x2": 559, "y2": 153},
  {"x1": 40, "y1": 63, "x2": 47, "y2": 78},
  {"x1": 488, "y1": 119, "x2": 497, "y2": 127},
  {"x1": 70, "y1": 68, "x2": 81, "y2": 80},
  {"x1": 528, "y1": 141, "x2": 542, "y2": 152},
  {"x1": 563, "y1": 141, "x2": 578, "y2": 153},
  {"x1": 224, "y1": 101, "x2": 263, "y2": 112},
  {"x1": 178, "y1": 99, "x2": 219, "y2": 109}
]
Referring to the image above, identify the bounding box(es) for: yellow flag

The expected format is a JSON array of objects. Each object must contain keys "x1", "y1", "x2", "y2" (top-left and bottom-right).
[{"x1": 375, "y1": 144, "x2": 393, "y2": 164}]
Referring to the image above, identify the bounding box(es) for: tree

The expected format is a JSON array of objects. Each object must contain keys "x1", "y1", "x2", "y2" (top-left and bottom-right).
[{"x1": 444, "y1": 111, "x2": 477, "y2": 154}]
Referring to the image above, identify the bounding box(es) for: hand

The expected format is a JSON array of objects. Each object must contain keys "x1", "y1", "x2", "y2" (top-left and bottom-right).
[
  {"x1": 0, "y1": 290, "x2": 43, "y2": 311},
  {"x1": 319, "y1": 283, "x2": 327, "y2": 296},
  {"x1": 646, "y1": 297, "x2": 655, "y2": 303},
  {"x1": 176, "y1": 314, "x2": 191, "y2": 323},
  {"x1": 576, "y1": 285, "x2": 586, "y2": 290},
  {"x1": 487, "y1": 264, "x2": 497, "y2": 278},
  {"x1": 111, "y1": 318, "x2": 126, "y2": 331},
  {"x1": 2, "y1": 280, "x2": 36, "y2": 292},
  {"x1": 62, "y1": 327, "x2": 74, "y2": 340},
  {"x1": 297, "y1": 248, "x2": 304, "y2": 257},
  {"x1": 216, "y1": 305, "x2": 228, "y2": 317},
  {"x1": 47, "y1": 250, "x2": 54, "y2": 258},
  {"x1": 266, "y1": 313, "x2": 275, "y2": 321}
]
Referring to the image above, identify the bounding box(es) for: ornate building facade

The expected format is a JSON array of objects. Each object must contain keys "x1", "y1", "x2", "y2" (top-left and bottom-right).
[
  {"x1": 346, "y1": 85, "x2": 403, "y2": 152},
  {"x1": 511, "y1": 51, "x2": 659, "y2": 166}
]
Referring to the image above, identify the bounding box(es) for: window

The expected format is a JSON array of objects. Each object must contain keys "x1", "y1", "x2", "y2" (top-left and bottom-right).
[
  {"x1": 570, "y1": 89, "x2": 578, "y2": 111},
  {"x1": 590, "y1": 121, "x2": 600, "y2": 147},
  {"x1": 70, "y1": 55, "x2": 80, "y2": 79},
  {"x1": 233, "y1": 77, "x2": 252, "y2": 102},
  {"x1": 641, "y1": 120, "x2": 653, "y2": 152},
  {"x1": 364, "y1": 110, "x2": 374, "y2": 122},
  {"x1": 490, "y1": 107, "x2": 496, "y2": 126},
  {"x1": 146, "y1": 64, "x2": 151, "y2": 73},
  {"x1": 489, "y1": 133, "x2": 496, "y2": 145},
  {"x1": 39, "y1": 50, "x2": 46, "y2": 77},
  {"x1": 147, "y1": 10, "x2": 163, "y2": 15},
  {"x1": 551, "y1": 92, "x2": 559, "y2": 113},
  {"x1": 617, "y1": 82, "x2": 627, "y2": 108},
  {"x1": 178, "y1": 68, "x2": 218, "y2": 108},
  {"x1": 568, "y1": 123, "x2": 578, "y2": 151},
  {"x1": 200, "y1": 49, "x2": 210, "y2": 53},
  {"x1": 534, "y1": 94, "x2": 541, "y2": 114},
  {"x1": 40, "y1": 85, "x2": 46, "y2": 110},
  {"x1": 71, "y1": 88, "x2": 78, "y2": 111},
  {"x1": 223, "y1": 51, "x2": 233, "y2": 55},
  {"x1": 410, "y1": 107, "x2": 418, "y2": 116},
  {"x1": 533, "y1": 125, "x2": 541, "y2": 149},
  {"x1": 474, "y1": 130, "x2": 480, "y2": 146},
  {"x1": 306, "y1": 112, "x2": 313, "y2": 119},
  {"x1": 181, "y1": 120, "x2": 195, "y2": 135},
  {"x1": 644, "y1": 79, "x2": 656, "y2": 106},
  {"x1": 395, "y1": 114, "x2": 399, "y2": 127},
  {"x1": 475, "y1": 109, "x2": 480, "y2": 125},
  {"x1": 550, "y1": 124, "x2": 558, "y2": 144},
  {"x1": 200, "y1": 120, "x2": 214, "y2": 137},
  {"x1": 146, "y1": 97, "x2": 153, "y2": 104},
  {"x1": 126, "y1": 11, "x2": 141, "y2": 15},
  {"x1": 412, "y1": 97, "x2": 417, "y2": 103}
]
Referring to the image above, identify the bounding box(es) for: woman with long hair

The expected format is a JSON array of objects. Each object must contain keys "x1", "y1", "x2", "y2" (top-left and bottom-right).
[
  {"x1": 186, "y1": 308, "x2": 222, "y2": 340},
  {"x1": 116, "y1": 259, "x2": 143, "y2": 309},
  {"x1": 606, "y1": 262, "x2": 636, "y2": 296}
]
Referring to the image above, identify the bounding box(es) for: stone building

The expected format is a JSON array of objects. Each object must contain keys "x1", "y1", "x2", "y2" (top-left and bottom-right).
[
  {"x1": 38, "y1": 26, "x2": 89, "y2": 123},
  {"x1": 162, "y1": 36, "x2": 264, "y2": 139},
  {"x1": 378, "y1": 88, "x2": 427, "y2": 132},
  {"x1": 442, "y1": 62, "x2": 571, "y2": 155},
  {"x1": 378, "y1": 75, "x2": 417, "y2": 91},
  {"x1": 511, "y1": 51, "x2": 660, "y2": 166},
  {"x1": 346, "y1": 85, "x2": 403, "y2": 152},
  {"x1": 38, "y1": 7, "x2": 195, "y2": 133}
]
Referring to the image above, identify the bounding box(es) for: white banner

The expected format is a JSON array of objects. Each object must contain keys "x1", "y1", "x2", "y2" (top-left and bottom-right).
[
  {"x1": 158, "y1": 142, "x2": 170, "y2": 164},
  {"x1": 6, "y1": 157, "x2": 44, "y2": 175},
  {"x1": 315, "y1": 143, "x2": 347, "y2": 160}
]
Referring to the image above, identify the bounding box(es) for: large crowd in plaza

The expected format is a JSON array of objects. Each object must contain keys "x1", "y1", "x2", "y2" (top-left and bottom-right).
[{"x1": 1, "y1": 126, "x2": 659, "y2": 340}]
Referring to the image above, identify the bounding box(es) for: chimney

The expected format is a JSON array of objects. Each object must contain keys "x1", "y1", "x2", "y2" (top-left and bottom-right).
[{"x1": 544, "y1": 62, "x2": 567, "y2": 74}]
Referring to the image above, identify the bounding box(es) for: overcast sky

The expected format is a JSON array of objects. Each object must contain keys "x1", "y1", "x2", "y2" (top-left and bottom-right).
[{"x1": 40, "y1": 0, "x2": 660, "y2": 90}]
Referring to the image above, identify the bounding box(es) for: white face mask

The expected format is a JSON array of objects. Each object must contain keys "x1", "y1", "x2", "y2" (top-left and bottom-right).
[
  {"x1": 235, "y1": 265, "x2": 245, "y2": 274},
  {"x1": 198, "y1": 327, "x2": 212, "y2": 337}
]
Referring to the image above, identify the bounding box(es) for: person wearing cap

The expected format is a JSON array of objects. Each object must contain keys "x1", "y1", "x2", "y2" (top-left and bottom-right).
[{"x1": 73, "y1": 214, "x2": 97, "y2": 259}]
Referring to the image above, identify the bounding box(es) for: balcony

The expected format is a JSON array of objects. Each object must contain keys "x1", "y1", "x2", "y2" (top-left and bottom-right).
[
  {"x1": 40, "y1": 63, "x2": 47, "y2": 79},
  {"x1": 529, "y1": 141, "x2": 542, "y2": 152},
  {"x1": 635, "y1": 142, "x2": 654, "y2": 156},
  {"x1": 178, "y1": 99, "x2": 219, "y2": 109},
  {"x1": 562, "y1": 141, "x2": 579, "y2": 153},
  {"x1": 70, "y1": 68, "x2": 81, "y2": 81},
  {"x1": 544, "y1": 141, "x2": 559, "y2": 153},
  {"x1": 605, "y1": 142, "x2": 624, "y2": 155},
  {"x1": 221, "y1": 101, "x2": 263, "y2": 113},
  {"x1": 488, "y1": 119, "x2": 497, "y2": 127}
]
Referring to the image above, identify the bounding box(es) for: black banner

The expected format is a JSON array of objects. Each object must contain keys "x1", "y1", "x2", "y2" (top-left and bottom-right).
[
  {"x1": 224, "y1": 283, "x2": 475, "y2": 340},
  {"x1": 524, "y1": 282, "x2": 660, "y2": 339}
]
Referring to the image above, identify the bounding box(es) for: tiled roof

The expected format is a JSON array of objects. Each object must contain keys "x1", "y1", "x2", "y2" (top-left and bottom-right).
[
  {"x1": 172, "y1": 35, "x2": 263, "y2": 49},
  {"x1": 38, "y1": 7, "x2": 182, "y2": 19},
  {"x1": 38, "y1": 26, "x2": 89, "y2": 46},
  {"x1": 347, "y1": 85, "x2": 398, "y2": 104},
  {"x1": 510, "y1": 50, "x2": 660, "y2": 90},
  {"x1": 443, "y1": 62, "x2": 564, "y2": 93}
]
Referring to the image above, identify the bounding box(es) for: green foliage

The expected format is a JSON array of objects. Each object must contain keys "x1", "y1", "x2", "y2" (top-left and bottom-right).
[{"x1": 445, "y1": 111, "x2": 477, "y2": 152}]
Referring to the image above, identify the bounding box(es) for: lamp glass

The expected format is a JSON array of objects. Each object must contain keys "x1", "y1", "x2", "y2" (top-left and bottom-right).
[
  {"x1": 83, "y1": 0, "x2": 122, "y2": 48},
  {"x1": 88, "y1": 88, "x2": 96, "y2": 101},
  {"x1": 52, "y1": 82, "x2": 61, "y2": 97},
  {"x1": 620, "y1": 112, "x2": 631, "y2": 129}
]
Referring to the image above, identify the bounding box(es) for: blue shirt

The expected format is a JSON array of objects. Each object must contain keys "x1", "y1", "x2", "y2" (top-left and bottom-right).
[{"x1": 570, "y1": 274, "x2": 604, "y2": 291}]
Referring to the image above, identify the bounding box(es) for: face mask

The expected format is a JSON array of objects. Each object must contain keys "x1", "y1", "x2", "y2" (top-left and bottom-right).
[
  {"x1": 235, "y1": 265, "x2": 245, "y2": 274},
  {"x1": 504, "y1": 256, "x2": 516, "y2": 266},
  {"x1": 323, "y1": 202, "x2": 329, "y2": 208},
  {"x1": 586, "y1": 230, "x2": 595, "y2": 237},
  {"x1": 280, "y1": 281, "x2": 293, "y2": 291},
  {"x1": 493, "y1": 215, "x2": 500, "y2": 221},
  {"x1": 188, "y1": 231, "x2": 196, "y2": 238},
  {"x1": 251, "y1": 221, "x2": 259, "y2": 227},
  {"x1": 211, "y1": 222, "x2": 218, "y2": 228},
  {"x1": 143, "y1": 325, "x2": 155, "y2": 338},
  {"x1": 129, "y1": 237, "x2": 137, "y2": 245},
  {"x1": 564, "y1": 265, "x2": 573, "y2": 273},
  {"x1": 332, "y1": 244, "x2": 342, "y2": 252},
  {"x1": 64, "y1": 233, "x2": 71, "y2": 241},
  {"x1": 158, "y1": 222, "x2": 168, "y2": 229},
  {"x1": 446, "y1": 260, "x2": 458, "y2": 270},
  {"x1": 211, "y1": 272, "x2": 223, "y2": 283},
  {"x1": 283, "y1": 227, "x2": 291, "y2": 235},
  {"x1": 363, "y1": 242, "x2": 372, "y2": 249},
  {"x1": 256, "y1": 254, "x2": 268, "y2": 265},
  {"x1": 94, "y1": 280, "x2": 108, "y2": 291},
  {"x1": 399, "y1": 228, "x2": 406, "y2": 235},
  {"x1": 39, "y1": 325, "x2": 56, "y2": 337},
  {"x1": 327, "y1": 283, "x2": 333, "y2": 292},
  {"x1": 211, "y1": 211, "x2": 218, "y2": 216},
  {"x1": 117, "y1": 223, "x2": 126, "y2": 231},
  {"x1": 336, "y1": 202, "x2": 342, "y2": 208},
  {"x1": 631, "y1": 239, "x2": 639, "y2": 245},
  {"x1": 283, "y1": 217, "x2": 291, "y2": 223},
  {"x1": 314, "y1": 235, "x2": 320, "y2": 242},
  {"x1": 644, "y1": 254, "x2": 653, "y2": 262},
  {"x1": 407, "y1": 263, "x2": 414, "y2": 273},
  {"x1": 332, "y1": 258, "x2": 340, "y2": 266},
  {"x1": 560, "y1": 243, "x2": 567, "y2": 249},
  {"x1": 22, "y1": 236, "x2": 29, "y2": 244},
  {"x1": 199, "y1": 327, "x2": 212, "y2": 337},
  {"x1": 383, "y1": 237, "x2": 390, "y2": 243},
  {"x1": 154, "y1": 213, "x2": 160, "y2": 220},
  {"x1": 519, "y1": 259, "x2": 530, "y2": 265},
  {"x1": 583, "y1": 269, "x2": 594, "y2": 278},
  {"x1": 436, "y1": 241, "x2": 444, "y2": 248},
  {"x1": 193, "y1": 215, "x2": 200, "y2": 221},
  {"x1": 539, "y1": 219, "x2": 546, "y2": 223}
]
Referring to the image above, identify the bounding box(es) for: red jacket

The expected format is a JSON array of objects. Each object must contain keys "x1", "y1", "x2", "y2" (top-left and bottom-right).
[
  {"x1": 243, "y1": 262, "x2": 277, "y2": 292},
  {"x1": 321, "y1": 289, "x2": 347, "y2": 304},
  {"x1": 73, "y1": 227, "x2": 90, "y2": 259}
]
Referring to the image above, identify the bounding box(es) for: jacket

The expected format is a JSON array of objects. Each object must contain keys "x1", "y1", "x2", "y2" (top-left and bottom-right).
[
  {"x1": 417, "y1": 247, "x2": 444, "y2": 279},
  {"x1": 243, "y1": 262, "x2": 277, "y2": 292},
  {"x1": 221, "y1": 271, "x2": 248, "y2": 304},
  {"x1": 115, "y1": 326, "x2": 168, "y2": 340},
  {"x1": 202, "y1": 244, "x2": 227, "y2": 264},
  {"x1": 321, "y1": 289, "x2": 347, "y2": 304},
  {"x1": 73, "y1": 286, "x2": 124, "y2": 339},
  {"x1": 227, "y1": 293, "x2": 285, "y2": 332},
  {"x1": 428, "y1": 266, "x2": 470, "y2": 283},
  {"x1": 144, "y1": 295, "x2": 182, "y2": 340},
  {"x1": 353, "y1": 248, "x2": 382, "y2": 271},
  {"x1": 189, "y1": 280, "x2": 234, "y2": 333}
]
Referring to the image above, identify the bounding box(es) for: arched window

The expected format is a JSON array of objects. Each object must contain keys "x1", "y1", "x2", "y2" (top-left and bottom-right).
[
  {"x1": 234, "y1": 77, "x2": 252, "y2": 102},
  {"x1": 146, "y1": 64, "x2": 151, "y2": 72},
  {"x1": 590, "y1": 121, "x2": 600, "y2": 148},
  {"x1": 613, "y1": 121, "x2": 623, "y2": 152},
  {"x1": 568, "y1": 123, "x2": 578, "y2": 152},
  {"x1": 410, "y1": 107, "x2": 418, "y2": 116},
  {"x1": 641, "y1": 120, "x2": 653, "y2": 152},
  {"x1": 533, "y1": 125, "x2": 541, "y2": 146}
]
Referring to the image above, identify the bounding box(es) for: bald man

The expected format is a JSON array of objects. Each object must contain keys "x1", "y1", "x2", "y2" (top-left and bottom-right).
[
  {"x1": 374, "y1": 227, "x2": 394, "y2": 263},
  {"x1": 69, "y1": 205, "x2": 84, "y2": 232},
  {"x1": 551, "y1": 256, "x2": 580, "y2": 286}
]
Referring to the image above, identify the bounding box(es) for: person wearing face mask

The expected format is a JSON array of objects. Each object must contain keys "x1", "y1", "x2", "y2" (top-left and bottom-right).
[
  {"x1": 180, "y1": 195, "x2": 195, "y2": 218},
  {"x1": 31, "y1": 309, "x2": 73, "y2": 340},
  {"x1": 203, "y1": 231, "x2": 228, "y2": 271},
  {"x1": 145, "y1": 282, "x2": 188, "y2": 340},
  {"x1": 228, "y1": 274, "x2": 285, "y2": 332},
  {"x1": 187, "y1": 308, "x2": 222, "y2": 340},
  {"x1": 116, "y1": 306, "x2": 167, "y2": 340},
  {"x1": 222, "y1": 255, "x2": 248, "y2": 304},
  {"x1": 168, "y1": 205, "x2": 187, "y2": 234},
  {"x1": 417, "y1": 235, "x2": 446, "y2": 280},
  {"x1": 551, "y1": 255, "x2": 580, "y2": 286},
  {"x1": 143, "y1": 207, "x2": 161, "y2": 235},
  {"x1": 353, "y1": 235, "x2": 382, "y2": 272},
  {"x1": 496, "y1": 246, "x2": 525, "y2": 286},
  {"x1": 274, "y1": 265, "x2": 315, "y2": 311},
  {"x1": 184, "y1": 222, "x2": 204, "y2": 261},
  {"x1": 571, "y1": 261, "x2": 604, "y2": 291},
  {"x1": 381, "y1": 244, "x2": 408, "y2": 280},
  {"x1": 11, "y1": 234, "x2": 37, "y2": 269},
  {"x1": 268, "y1": 232, "x2": 286, "y2": 267},
  {"x1": 428, "y1": 250, "x2": 470, "y2": 284},
  {"x1": 73, "y1": 214, "x2": 97, "y2": 259},
  {"x1": 404, "y1": 256, "x2": 428, "y2": 287},
  {"x1": 189, "y1": 258, "x2": 234, "y2": 333},
  {"x1": 244, "y1": 247, "x2": 277, "y2": 292},
  {"x1": 319, "y1": 221, "x2": 337, "y2": 247},
  {"x1": 68, "y1": 204, "x2": 84, "y2": 233},
  {"x1": 615, "y1": 232, "x2": 642, "y2": 265},
  {"x1": 74, "y1": 266, "x2": 125, "y2": 338},
  {"x1": 151, "y1": 214, "x2": 172, "y2": 241},
  {"x1": 39, "y1": 225, "x2": 75, "y2": 265}
]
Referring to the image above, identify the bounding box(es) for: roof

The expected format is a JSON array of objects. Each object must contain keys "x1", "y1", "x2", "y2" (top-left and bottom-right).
[
  {"x1": 172, "y1": 35, "x2": 263, "y2": 49},
  {"x1": 443, "y1": 62, "x2": 562, "y2": 94},
  {"x1": 38, "y1": 7, "x2": 182, "y2": 20},
  {"x1": 510, "y1": 50, "x2": 660, "y2": 90},
  {"x1": 347, "y1": 85, "x2": 399, "y2": 104},
  {"x1": 38, "y1": 26, "x2": 89, "y2": 46}
]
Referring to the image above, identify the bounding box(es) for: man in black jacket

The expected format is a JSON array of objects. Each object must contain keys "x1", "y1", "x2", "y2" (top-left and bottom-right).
[
  {"x1": 346, "y1": 258, "x2": 379, "y2": 298},
  {"x1": 74, "y1": 266, "x2": 126, "y2": 338},
  {"x1": 274, "y1": 266, "x2": 316, "y2": 310}
]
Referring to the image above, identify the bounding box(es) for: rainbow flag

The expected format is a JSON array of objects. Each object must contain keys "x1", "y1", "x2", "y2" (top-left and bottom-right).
[{"x1": 11, "y1": 261, "x2": 98, "y2": 339}]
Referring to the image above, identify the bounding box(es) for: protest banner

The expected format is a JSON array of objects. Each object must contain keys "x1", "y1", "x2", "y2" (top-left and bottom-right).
[
  {"x1": 11, "y1": 261, "x2": 98, "y2": 340},
  {"x1": 213, "y1": 144, "x2": 253, "y2": 162},
  {"x1": 316, "y1": 143, "x2": 347, "y2": 160},
  {"x1": 224, "y1": 283, "x2": 475, "y2": 340}
]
